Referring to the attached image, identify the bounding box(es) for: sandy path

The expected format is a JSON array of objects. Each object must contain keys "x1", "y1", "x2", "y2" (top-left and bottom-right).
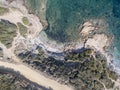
[{"x1": 0, "y1": 61, "x2": 73, "y2": 90}]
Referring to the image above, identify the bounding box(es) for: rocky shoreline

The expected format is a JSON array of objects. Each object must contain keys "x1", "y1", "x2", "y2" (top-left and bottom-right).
[{"x1": 0, "y1": 0, "x2": 120, "y2": 90}]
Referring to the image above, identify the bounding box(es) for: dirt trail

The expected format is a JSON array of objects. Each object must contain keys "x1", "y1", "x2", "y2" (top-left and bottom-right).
[{"x1": 0, "y1": 60, "x2": 73, "y2": 90}]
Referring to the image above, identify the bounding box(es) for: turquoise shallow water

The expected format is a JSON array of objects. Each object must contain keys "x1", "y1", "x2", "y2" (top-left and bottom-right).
[
  {"x1": 26, "y1": 0, "x2": 120, "y2": 68},
  {"x1": 45, "y1": 0, "x2": 113, "y2": 42}
]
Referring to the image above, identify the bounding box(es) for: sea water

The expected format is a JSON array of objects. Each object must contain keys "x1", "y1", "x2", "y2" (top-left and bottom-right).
[
  {"x1": 45, "y1": 0, "x2": 113, "y2": 42},
  {"x1": 26, "y1": 0, "x2": 120, "y2": 69}
]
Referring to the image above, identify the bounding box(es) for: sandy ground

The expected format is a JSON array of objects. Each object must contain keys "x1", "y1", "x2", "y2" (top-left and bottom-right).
[{"x1": 0, "y1": 60, "x2": 73, "y2": 90}]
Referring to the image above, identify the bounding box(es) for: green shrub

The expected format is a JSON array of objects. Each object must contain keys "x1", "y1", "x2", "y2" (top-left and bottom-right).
[
  {"x1": 17, "y1": 22, "x2": 27, "y2": 37},
  {"x1": 22, "y1": 17, "x2": 29, "y2": 25},
  {"x1": 0, "y1": 6, "x2": 9, "y2": 15},
  {"x1": 0, "y1": 20, "x2": 17, "y2": 48}
]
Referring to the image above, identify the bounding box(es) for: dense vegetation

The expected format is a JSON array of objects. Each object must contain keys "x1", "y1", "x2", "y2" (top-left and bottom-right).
[
  {"x1": 0, "y1": 6, "x2": 9, "y2": 15},
  {"x1": 0, "y1": 19, "x2": 17, "y2": 48},
  {"x1": 18, "y1": 48, "x2": 118, "y2": 90}
]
